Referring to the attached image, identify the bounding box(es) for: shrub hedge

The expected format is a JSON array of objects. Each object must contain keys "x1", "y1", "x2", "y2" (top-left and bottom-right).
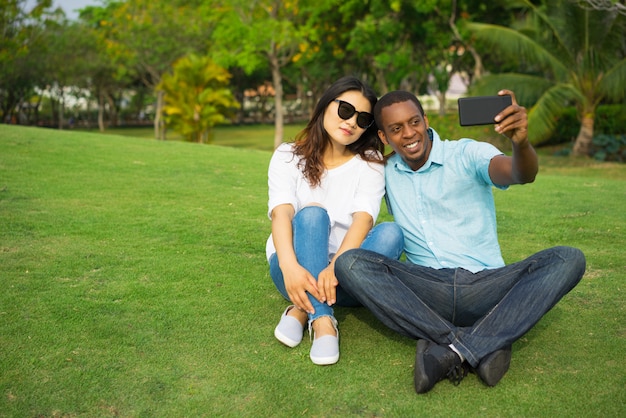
[{"x1": 547, "y1": 104, "x2": 626, "y2": 145}]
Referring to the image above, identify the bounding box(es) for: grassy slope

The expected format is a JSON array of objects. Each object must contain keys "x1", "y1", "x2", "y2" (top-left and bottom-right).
[{"x1": 0, "y1": 125, "x2": 624, "y2": 417}]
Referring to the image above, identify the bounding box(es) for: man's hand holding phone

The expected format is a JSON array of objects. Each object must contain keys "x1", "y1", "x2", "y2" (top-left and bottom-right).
[
  {"x1": 458, "y1": 94, "x2": 512, "y2": 126},
  {"x1": 458, "y1": 90, "x2": 528, "y2": 146}
]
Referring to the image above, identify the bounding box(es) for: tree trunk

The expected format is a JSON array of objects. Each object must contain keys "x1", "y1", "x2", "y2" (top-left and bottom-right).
[
  {"x1": 469, "y1": 48, "x2": 484, "y2": 81},
  {"x1": 437, "y1": 91, "x2": 446, "y2": 117},
  {"x1": 106, "y1": 93, "x2": 118, "y2": 127},
  {"x1": 58, "y1": 92, "x2": 65, "y2": 130},
  {"x1": 85, "y1": 97, "x2": 91, "y2": 129},
  {"x1": 376, "y1": 66, "x2": 389, "y2": 95},
  {"x1": 28, "y1": 94, "x2": 42, "y2": 125},
  {"x1": 449, "y1": 0, "x2": 483, "y2": 81},
  {"x1": 98, "y1": 91, "x2": 105, "y2": 132},
  {"x1": 270, "y1": 52, "x2": 284, "y2": 150},
  {"x1": 571, "y1": 114, "x2": 594, "y2": 157},
  {"x1": 1, "y1": 90, "x2": 16, "y2": 123},
  {"x1": 154, "y1": 90, "x2": 165, "y2": 140}
]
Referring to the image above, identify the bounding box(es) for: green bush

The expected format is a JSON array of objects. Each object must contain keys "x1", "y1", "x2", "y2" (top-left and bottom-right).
[
  {"x1": 548, "y1": 104, "x2": 626, "y2": 146},
  {"x1": 594, "y1": 104, "x2": 626, "y2": 135},
  {"x1": 591, "y1": 134, "x2": 626, "y2": 162}
]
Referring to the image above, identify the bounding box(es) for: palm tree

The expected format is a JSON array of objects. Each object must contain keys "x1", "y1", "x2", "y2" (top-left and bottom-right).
[
  {"x1": 466, "y1": 0, "x2": 626, "y2": 156},
  {"x1": 158, "y1": 54, "x2": 239, "y2": 143}
]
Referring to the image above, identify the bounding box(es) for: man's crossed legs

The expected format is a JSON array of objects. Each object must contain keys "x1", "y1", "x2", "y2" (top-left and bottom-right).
[{"x1": 335, "y1": 246, "x2": 586, "y2": 393}]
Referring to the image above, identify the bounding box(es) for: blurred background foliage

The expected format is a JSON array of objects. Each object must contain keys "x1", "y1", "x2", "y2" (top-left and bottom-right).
[{"x1": 1, "y1": 0, "x2": 625, "y2": 158}]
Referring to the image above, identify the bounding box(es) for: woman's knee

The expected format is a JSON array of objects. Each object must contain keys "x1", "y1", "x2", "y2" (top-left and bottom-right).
[
  {"x1": 295, "y1": 205, "x2": 329, "y2": 224},
  {"x1": 377, "y1": 222, "x2": 404, "y2": 246},
  {"x1": 362, "y1": 222, "x2": 404, "y2": 259}
]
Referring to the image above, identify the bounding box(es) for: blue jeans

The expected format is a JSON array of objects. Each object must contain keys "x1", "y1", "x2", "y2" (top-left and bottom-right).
[
  {"x1": 269, "y1": 206, "x2": 404, "y2": 322},
  {"x1": 335, "y1": 246, "x2": 585, "y2": 367}
]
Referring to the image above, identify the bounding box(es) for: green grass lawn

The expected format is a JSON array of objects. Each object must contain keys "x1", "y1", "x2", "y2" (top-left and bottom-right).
[
  {"x1": 78, "y1": 123, "x2": 306, "y2": 152},
  {"x1": 1, "y1": 125, "x2": 624, "y2": 417}
]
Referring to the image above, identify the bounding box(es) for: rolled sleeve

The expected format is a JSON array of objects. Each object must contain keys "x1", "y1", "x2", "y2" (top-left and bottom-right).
[
  {"x1": 350, "y1": 160, "x2": 385, "y2": 222},
  {"x1": 267, "y1": 143, "x2": 299, "y2": 219}
]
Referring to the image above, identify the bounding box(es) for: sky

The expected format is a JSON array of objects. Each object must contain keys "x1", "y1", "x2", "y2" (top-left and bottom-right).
[
  {"x1": 54, "y1": 0, "x2": 101, "y2": 19},
  {"x1": 25, "y1": 0, "x2": 101, "y2": 20}
]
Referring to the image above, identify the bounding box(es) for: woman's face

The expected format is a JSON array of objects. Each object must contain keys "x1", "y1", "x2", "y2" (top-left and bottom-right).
[{"x1": 322, "y1": 90, "x2": 372, "y2": 148}]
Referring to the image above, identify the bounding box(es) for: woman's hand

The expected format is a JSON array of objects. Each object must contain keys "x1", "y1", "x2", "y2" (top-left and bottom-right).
[
  {"x1": 282, "y1": 262, "x2": 320, "y2": 314},
  {"x1": 318, "y1": 264, "x2": 339, "y2": 306},
  {"x1": 318, "y1": 211, "x2": 374, "y2": 306},
  {"x1": 271, "y1": 204, "x2": 321, "y2": 313}
]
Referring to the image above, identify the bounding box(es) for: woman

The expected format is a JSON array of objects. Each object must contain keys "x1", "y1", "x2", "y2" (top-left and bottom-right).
[{"x1": 266, "y1": 76, "x2": 404, "y2": 365}]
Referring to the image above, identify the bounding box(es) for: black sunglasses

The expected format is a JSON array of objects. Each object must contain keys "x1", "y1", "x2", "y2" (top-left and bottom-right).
[{"x1": 334, "y1": 99, "x2": 374, "y2": 129}]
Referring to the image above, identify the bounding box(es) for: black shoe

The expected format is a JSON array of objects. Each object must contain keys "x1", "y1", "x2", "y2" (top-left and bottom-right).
[
  {"x1": 414, "y1": 340, "x2": 467, "y2": 394},
  {"x1": 476, "y1": 345, "x2": 512, "y2": 387}
]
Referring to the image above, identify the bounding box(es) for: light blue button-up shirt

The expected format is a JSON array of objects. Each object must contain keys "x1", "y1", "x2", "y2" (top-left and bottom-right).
[{"x1": 385, "y1": 128, "x2": 507, "y2": 272}]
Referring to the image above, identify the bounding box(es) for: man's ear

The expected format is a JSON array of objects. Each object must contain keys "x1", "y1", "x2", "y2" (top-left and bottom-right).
[{"x1": 378, "y1": 130, "x2": 388, "y2": 145}]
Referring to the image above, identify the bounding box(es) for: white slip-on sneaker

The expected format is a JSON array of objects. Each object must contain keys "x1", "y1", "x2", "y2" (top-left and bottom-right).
[
  {"x1": 309, "y1": 316, "x2": 339, "y2": 365},
  {"x1": 274, "y1": 306, "x2": 305, "y2": 348}
]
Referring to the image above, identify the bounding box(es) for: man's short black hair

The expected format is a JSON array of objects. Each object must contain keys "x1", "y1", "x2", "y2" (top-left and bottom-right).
[{"x1": 374, "y1": 91, "x2": 425, "y2": 130}]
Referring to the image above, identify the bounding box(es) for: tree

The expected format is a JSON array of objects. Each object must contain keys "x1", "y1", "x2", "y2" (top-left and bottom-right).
[
  {"x1": 98, "y1": 0, "x2": 215, "y2": 139},
  {"x1": 342, "y1": 0, "x2": 436, "y2": 95},
  {"x1": 467, "y1": 0, "x2": 626, "y2": 156},
  {"x1": 578, "y1": 0, "x2": 626, "y2": 15},
  {"x1": 76, "y1": 4, "x2": 135, "y2": 131},
  {"x1": 448, "y1": 0, "x2": 532, "y2": 85},
  {"x1": 0, "y1": 0, "x2": 62, "y2": 124},
  {"x1": 425, "y1": 1, "x2": 468, "y2": 116},
  {"x1": 212, "y1": 0, "x2": 308, "y2": 149},
  {"x1": 42, "y1": 20, "x2": 100, "y2": 129},
  {"x1": 157, "y1": 54, "x2": 239, "y2": 143},
  {"x1": 287, "y1": 0, "x2": 367, "y2": 108}
]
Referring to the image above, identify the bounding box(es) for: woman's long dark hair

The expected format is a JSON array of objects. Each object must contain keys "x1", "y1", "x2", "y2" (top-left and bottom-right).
[{"x1": 292, "y1": 76, "x2": 383, "y2": 187}]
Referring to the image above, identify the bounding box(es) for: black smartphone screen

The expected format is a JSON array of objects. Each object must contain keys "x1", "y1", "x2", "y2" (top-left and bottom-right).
[{"x1": 458, "y1": 95, "x2": 512, "y2": 126}]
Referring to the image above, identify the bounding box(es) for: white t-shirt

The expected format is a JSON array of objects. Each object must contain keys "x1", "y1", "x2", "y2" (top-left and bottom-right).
[{"x1": 266, "y1": 142, "x2": 385, "y2": 262}]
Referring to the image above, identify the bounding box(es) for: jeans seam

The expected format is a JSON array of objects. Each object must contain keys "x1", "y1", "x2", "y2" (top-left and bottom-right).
[
  {"x1": 345, "y1": 250, "x2": 456, "y2": 339},
  {"x1": 452, "y1": 269, "x2": 458, "y2": 324}
]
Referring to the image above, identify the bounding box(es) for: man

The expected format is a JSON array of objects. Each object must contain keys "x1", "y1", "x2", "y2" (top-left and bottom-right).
[{"x1": 334, "y1": 89, "x2": 586, "y2": 394}]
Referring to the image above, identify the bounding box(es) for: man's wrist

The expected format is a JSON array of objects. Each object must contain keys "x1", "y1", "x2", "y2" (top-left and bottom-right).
[{"x1": 512, "y1": 137, "x2": 532, "y2": 150}]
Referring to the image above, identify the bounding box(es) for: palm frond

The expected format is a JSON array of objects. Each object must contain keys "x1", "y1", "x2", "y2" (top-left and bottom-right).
[
  {"x1": 598, "y1": 58, "x2": 626, "y2": 103},
  {"x1": 528, "y1": 84, "x2": 585, "y2": 144},
  {"x1": 519, "y1": 0, "x2": 574, "y2": 59},
  {"x1": 554, "y1": 1, "x2": 623, "y2": 52},
  {"x1": 466, "y1": 22, "x2": 569, "y2": 80},
  {"x1": 469, "y1": 73, "x2": 554, "y2": 107}
]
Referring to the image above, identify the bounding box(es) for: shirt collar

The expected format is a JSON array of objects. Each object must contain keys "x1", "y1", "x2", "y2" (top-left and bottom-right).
[{"x1": 391, "y1": 128, "x2": 444, "y2": 173}]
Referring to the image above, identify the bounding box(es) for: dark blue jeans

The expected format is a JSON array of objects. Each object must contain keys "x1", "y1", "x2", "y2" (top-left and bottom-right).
[{"x1": 335, "y1": 246, "x2": 585, "y2": 367}]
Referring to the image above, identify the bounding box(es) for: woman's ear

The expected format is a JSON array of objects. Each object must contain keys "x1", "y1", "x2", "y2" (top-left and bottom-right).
[{"x1": 378, "y1": 130, "x2": 388, "y2": 145}]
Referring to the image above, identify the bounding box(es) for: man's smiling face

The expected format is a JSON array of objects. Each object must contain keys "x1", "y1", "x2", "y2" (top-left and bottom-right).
[{"x1": 378, "y1": 100, "x2": 432, "y2": 171}]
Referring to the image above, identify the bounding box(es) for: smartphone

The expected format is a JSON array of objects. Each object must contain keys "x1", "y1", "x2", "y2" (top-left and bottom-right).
[{"x1": 458, "y1": 95, "x2": 512, "y2": 126}]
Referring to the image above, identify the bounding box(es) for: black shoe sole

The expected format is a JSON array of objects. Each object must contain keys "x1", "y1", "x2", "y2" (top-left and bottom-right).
[
  {"x1": 413, "y1": 339, "x2": 432, "y2": 394},
  {"x1": 477, "y1": 346, "x2": 512, "y2": 386}
]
